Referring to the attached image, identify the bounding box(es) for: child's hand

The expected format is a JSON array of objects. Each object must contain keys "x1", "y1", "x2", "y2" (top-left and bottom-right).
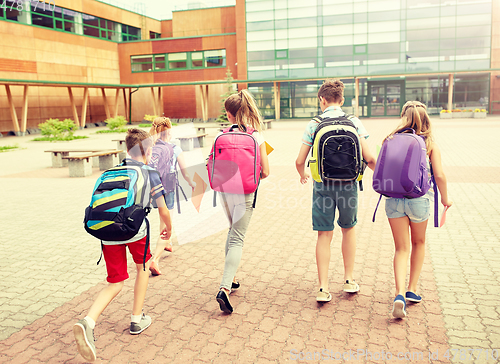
[
  {"x1": 161, "y1": 227, "x2": 172, "y2": 240},
  {"x1": 441, "y1": 197, "x2": 453, "y2": 208},
  {"x1": 300, "y1": 173, "x2": 310, "y2": 184}
]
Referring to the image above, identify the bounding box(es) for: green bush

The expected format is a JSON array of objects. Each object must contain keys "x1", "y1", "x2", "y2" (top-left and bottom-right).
[
  {"x1": 143, "y1": 114, "x2": 158, "y2": 122},
  {"x1": 105, "y1": 116, "x2": 127, "y2": 130},
  {"x1": 39, "y1": 118, "x2": 77, "y2": 139},
  {"x1": 0, "y1": 144, "x2": 19, "y2": 152}
]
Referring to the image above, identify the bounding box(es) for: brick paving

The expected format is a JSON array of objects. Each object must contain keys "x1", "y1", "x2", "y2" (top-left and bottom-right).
[{"x1": 0, "y1": 117, "x2": 499, "y2": 363}]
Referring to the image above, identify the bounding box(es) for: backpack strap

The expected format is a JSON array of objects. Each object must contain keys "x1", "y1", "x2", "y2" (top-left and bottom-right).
[
  {"x1": 372, "y1": 195, "x2": 383, "y2": 222},
  {"x1": 430, "y1": 163, "x2": 439, "y2": 228},
  {"x1": 143, "y1": 218, "x2": 150, "y2": 271},
  {"x1": 97, "y1": 241, "x2": 104, "y2": 266}
]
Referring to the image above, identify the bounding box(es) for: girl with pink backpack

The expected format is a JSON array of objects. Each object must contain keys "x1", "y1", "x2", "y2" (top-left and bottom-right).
[
  {"x1": 208, "y1": 89, "x2": 270, "y2": 313},
  {"x1": 381, "y1": 101, "x2": 452, "y2": 318}
]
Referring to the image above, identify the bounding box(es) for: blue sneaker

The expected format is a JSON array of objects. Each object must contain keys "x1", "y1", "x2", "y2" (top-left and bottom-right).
[
  {"x1": 405, "y1": 291, "x2": 422, "y2": 303},
  {"x1": 392, "y1": 295, "x2": 406, "y2": 318}
]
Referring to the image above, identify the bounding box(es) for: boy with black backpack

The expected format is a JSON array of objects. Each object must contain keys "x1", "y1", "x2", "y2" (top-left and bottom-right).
[
  {"x1": 74, "y1": 128, "x2": 172, "y2": 362},
  {"x1": 295, "y1": 79, "x2": 376, "y2": 303}
]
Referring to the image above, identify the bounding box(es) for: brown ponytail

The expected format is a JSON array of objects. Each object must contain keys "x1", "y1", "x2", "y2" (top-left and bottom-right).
[{"x1": 224, "y1": 89, "x2": 263, "y2": 132}]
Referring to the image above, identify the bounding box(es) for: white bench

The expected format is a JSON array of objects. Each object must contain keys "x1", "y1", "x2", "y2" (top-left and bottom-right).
[
  {"x1": 45, "y1": 149, "x2": 115, "y2": 168},
  {"x1": 62, "y1": 150, "x2": 122, "y2": 177},
  {"x1": 177, "y1": 133, "x2": 208, "y2": 151}
]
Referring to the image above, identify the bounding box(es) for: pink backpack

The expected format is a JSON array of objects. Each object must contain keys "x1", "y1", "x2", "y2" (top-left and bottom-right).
[{"x1": 207, "y1": 125, "x2": 261, "y2": 197}]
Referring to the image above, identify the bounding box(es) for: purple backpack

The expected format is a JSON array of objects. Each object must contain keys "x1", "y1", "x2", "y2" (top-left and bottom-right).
[
  {"x1": 372, "y1": 128, "x2": 439, "y2": 226},
  {"x1": 149, "y1": 141, "x2": 176, "y2": 194}
]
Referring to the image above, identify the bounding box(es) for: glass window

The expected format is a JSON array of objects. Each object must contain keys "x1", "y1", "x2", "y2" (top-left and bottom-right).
[
  {"x1": 406, "y1": 17, "x2": 439, "y2": 30},
  {"x1": 131, "y1": 56, "x2": 153, "y2": 72},
  {"x1": 82, "y1": 14, "x2": 99, "y2": 27},
  {"x1": 248, "y1": 51, "x2": 275, "y2": 61},
  {"x1": 205, "y1": 50, "x2": 225, "y2": 67},
  {"x1": 456, "y1": 25, "x2": 491, "y2": 38},
  {"x1": 368, "y1": 10, "x2": 400, "y2": 22},
  {"x1": 276, "y1": 50, "x2": 288, "y2": 59},
  {"x1": 191, "y1": 52, "x2": 203, "y2": 67},
  {"x1": 31, "y1": 14, "x2": 54, "y2": 28},
  {"x1": 368, "y1": 42, "x2": 399, "y2": 54},
  {"x1": 456, "y1": 2, "x2": 491, "y2": 16},
  {"x1": 63, "y1": 9, "x2": 77, "y2": 21},
  {"x1": 169, "y1": 53, "x2": 187, "y2": 69},
  {"x1": 246, "y1": 21, "x2": 274, "y2": 31},
  {"x1": 354, "y1": 45, "x2": 366, "y2": 54},
  {"x1": 154, "y1": 55, "x2": 166, "y2": 70},
  {"x1": 440, "y1": 28, "x2": 456, "y2": 39},
  {"x1": 407, "y1": 29, "x2": 439, "y2": 41}
]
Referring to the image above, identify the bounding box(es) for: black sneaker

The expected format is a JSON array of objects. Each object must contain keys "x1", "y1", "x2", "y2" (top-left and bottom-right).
[
  {"x1": 130, "y1": 313, "x2": 152, "y2": 335},
  {"x1": 216, "y1": 290, "x2": 233, "y2": 313},
  {"x1": 73, "y1": 319, "x2": 96, "y2": 362},
  {"x1": 231, "y1": 281, "x2": 240, "y2": 290}
]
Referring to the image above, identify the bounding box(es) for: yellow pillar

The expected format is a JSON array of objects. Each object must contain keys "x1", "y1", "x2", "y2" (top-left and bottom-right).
[
  {"x1": 354, "y1": 78, "x2": 360, "y2": 117},
  {"x1": 5, "y1": 85, "x2": 20, "y2": 133},
  {"x1": 21, "y1": 85, "x2": 29, "y2": 133},
  {"x1": 274, "y1": 82, "x2": 281, "y2": 120},
  {"x1": 81, "y1": 88, "x2": 89, "y2": 128},
  {"x1": 101, "y1": 88, "x2": 111, "y2": 120},
  {"x1": 68, "y1": 87, "x2": 80, "y2": 127}
]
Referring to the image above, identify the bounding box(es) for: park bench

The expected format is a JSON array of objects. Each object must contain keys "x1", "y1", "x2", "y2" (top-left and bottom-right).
[
  {"x1": 62, "y1": 150, "x2": 122, "y2": 177},
  {"x1": 263, "y1": 119, "x2": 272, "y2": 130},
  {"x1": 177, "y1": 133, "x2": 208, "y2": 151},
  {"x1": 45, "y1": 149, "x2": 116, "y2": 168}
]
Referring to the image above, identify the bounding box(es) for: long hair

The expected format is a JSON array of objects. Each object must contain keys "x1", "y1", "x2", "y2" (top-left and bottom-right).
[
  {"x1": 387, "y1": 101, "x2": 433, "y2": 151},
  {"x1": 224, "y1": 89, "x2": 263, "y2": 132},
  {"x1": 149, "y1": 116, "x2": 172, "y2": 144}
]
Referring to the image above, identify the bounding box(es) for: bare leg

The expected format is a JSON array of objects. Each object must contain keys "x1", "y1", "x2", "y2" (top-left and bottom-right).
[
  {"x1": 151, "y1": 220, "x2": 171, "y2": 274},
  {"x1": 133, "y1": 261, "x2": 150, "y2": 316},
  {"x1": 389, "y1": 217, "x2": 411, "y2": 296},
  {"x1": 316, "y1": 230, "x2": 334, "y2": 291},
  {"x1": 341, "y1": 227, "x2": 356, "y2": 281},
  {"x1": 407, "y1": 219, "x2": 428, "y2": 293},
  {"x1": 87, "y1": 281, "x2": 124, "y2": 322}
]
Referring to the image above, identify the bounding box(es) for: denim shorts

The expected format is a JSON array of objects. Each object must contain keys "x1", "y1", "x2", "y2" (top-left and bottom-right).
[
  {"x1": 385, "y1": 196, "x2": 430, "y2": 223},
  {"x1": 312, "y1": 181, "x2": 358, "y2": 231},
  {"x1": 164, "y1": 191, "x2": 175, "y2": 210}
]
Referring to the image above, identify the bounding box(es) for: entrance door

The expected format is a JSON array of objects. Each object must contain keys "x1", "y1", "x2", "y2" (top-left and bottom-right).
[{"x1": 367, "y1": 80, "x2": 405, "y2": 117}]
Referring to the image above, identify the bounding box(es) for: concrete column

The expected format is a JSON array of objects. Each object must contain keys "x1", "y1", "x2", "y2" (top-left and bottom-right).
[
  {"x1": 354, "y1": 78, "x2": 360, "y2": 117},
  {"x1": 448, "y1": 74, "x2": 454, "y2": 111}
]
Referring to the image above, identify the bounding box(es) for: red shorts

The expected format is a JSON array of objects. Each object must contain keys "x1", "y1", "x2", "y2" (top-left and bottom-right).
[{"x1": 102, "y1": 236, "x2": 152, "y2": 283}]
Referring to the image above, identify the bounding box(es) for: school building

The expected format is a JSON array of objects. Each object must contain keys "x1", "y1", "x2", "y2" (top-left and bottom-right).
[{"x1": 0, "y1": 0, "x2": 499, "y2": 135}]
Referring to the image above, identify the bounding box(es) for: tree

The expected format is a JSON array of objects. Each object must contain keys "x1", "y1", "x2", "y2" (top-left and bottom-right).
[{"x1": 216, "y1": 68, "x2": 236, "y2": 123}]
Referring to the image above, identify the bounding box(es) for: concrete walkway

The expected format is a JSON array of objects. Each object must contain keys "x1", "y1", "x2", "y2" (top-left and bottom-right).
[{"x1": 0, "y1": 117, "x2": 498, "y2": 363}]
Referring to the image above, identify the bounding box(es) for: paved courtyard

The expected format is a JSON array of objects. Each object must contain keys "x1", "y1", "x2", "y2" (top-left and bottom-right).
[{"x1": 0, "y1": 116, "x2": 499, "y2": 363}]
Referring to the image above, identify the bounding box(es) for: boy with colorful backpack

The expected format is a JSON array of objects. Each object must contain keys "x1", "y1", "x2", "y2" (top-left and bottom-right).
[
  {"x1": 74, "y1": 128, "x2": 172, "y2": 362},
  {"x1": 295, "y1": 79, "x2": 376, "y2": 302}
]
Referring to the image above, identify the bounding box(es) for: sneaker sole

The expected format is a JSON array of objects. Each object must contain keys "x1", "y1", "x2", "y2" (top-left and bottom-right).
[
  {"x1": 392, "y1": 300, "x2": 407, "y2": 318},
  {"x1": 216, "y1": 297, "x2": 232, "y2": 313},
  {"x1": 73, "y1": 323, "x2": 96, "y2": 362},
  {"x1": 406, "y1": 297, "x2": 422, "y2": 303},
  {"x1": 130, "y1": 321, "x2": 151, "y2": 335},
  {"x1": 316, "y1": 294, "x2": 332, "y2": 302},
  {"x1": 343, "y1": 287, "x2": 360, "y2": 293}
]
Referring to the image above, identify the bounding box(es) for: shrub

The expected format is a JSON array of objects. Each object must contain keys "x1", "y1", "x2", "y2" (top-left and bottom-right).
[
  {"x1": 0, "y1": 144, "x2": 19, "y2": 152},
  {"x1": 38, "y1": 118, "x2": 77, "y2": 139},
  {"x1": 440, "y1": 109, "x2": 451, "y2": 113},
  {"x1": 105, "y1": 116, "x2": 127, "y2": 130},
  {"x1": 143, "y1": 114, "x2": 158, "y2": 122}
]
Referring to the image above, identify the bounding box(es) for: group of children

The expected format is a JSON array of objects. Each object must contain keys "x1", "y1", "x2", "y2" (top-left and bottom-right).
[{"x1": 73, "y1": 79, "x2": 451, "y2": 362}]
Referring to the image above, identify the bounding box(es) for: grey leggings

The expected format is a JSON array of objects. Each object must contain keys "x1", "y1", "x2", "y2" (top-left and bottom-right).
[{"x1": 219, "y1": 192, "x2": 254, "y2": 291}]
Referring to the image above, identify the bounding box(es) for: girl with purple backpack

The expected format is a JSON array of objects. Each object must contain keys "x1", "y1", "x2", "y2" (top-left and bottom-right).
[
  {"x1": 212, "y1": 89, "x2": 270, "y2": 313},
  {"x1": 384, "y1": 101, "x2": 452, "y2": 318},
  {"x1": 148, "y1": 117, "x2": 195, "y2": 276}
]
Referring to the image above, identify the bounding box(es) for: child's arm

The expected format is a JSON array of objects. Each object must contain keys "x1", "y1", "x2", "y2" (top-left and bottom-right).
[
  {"x1": 429, "y1": 143, "x2": 453, "y2": 207},
  {"x1": 155, "y1": 196, "x2": 173, "y2": 239},
  {"x1": 259, "y1": 143, "x2": 270, "y2": 179},
  {"x1": 176, "y1": 152, "x2": 195, "y2": 190},
  {"x1": 295, "y1": 143, "x2": 311, "y2": 184},
  {"x1": 359, "y1": 137, "x2": 377, "y2": 171}
]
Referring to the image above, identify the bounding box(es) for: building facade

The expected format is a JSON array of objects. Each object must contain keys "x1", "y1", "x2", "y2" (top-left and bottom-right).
[{"x1": 0, "y1": 0, "x2": 499, "y2": 134}]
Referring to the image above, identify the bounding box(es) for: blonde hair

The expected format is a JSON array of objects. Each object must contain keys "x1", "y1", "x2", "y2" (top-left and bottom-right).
[
  {"x1": 224, "y1": 89, "x2": 263, "y2": 132},
  {"x1": 149, "y1": 116, "x2": 172, "y2": 143},
  {"x1": 387, "y1": 101, "x2": 433, "y2": 151}
]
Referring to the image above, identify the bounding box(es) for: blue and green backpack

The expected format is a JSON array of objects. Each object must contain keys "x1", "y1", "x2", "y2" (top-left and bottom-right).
[{"x1": 84, "y1": 160, "x2": 157, "y2": 268}]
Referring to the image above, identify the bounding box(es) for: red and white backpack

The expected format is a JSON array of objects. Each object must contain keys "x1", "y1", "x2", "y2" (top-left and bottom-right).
[{"x1": 207, "y1": 125, "x2": 261, "y2": 198}]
